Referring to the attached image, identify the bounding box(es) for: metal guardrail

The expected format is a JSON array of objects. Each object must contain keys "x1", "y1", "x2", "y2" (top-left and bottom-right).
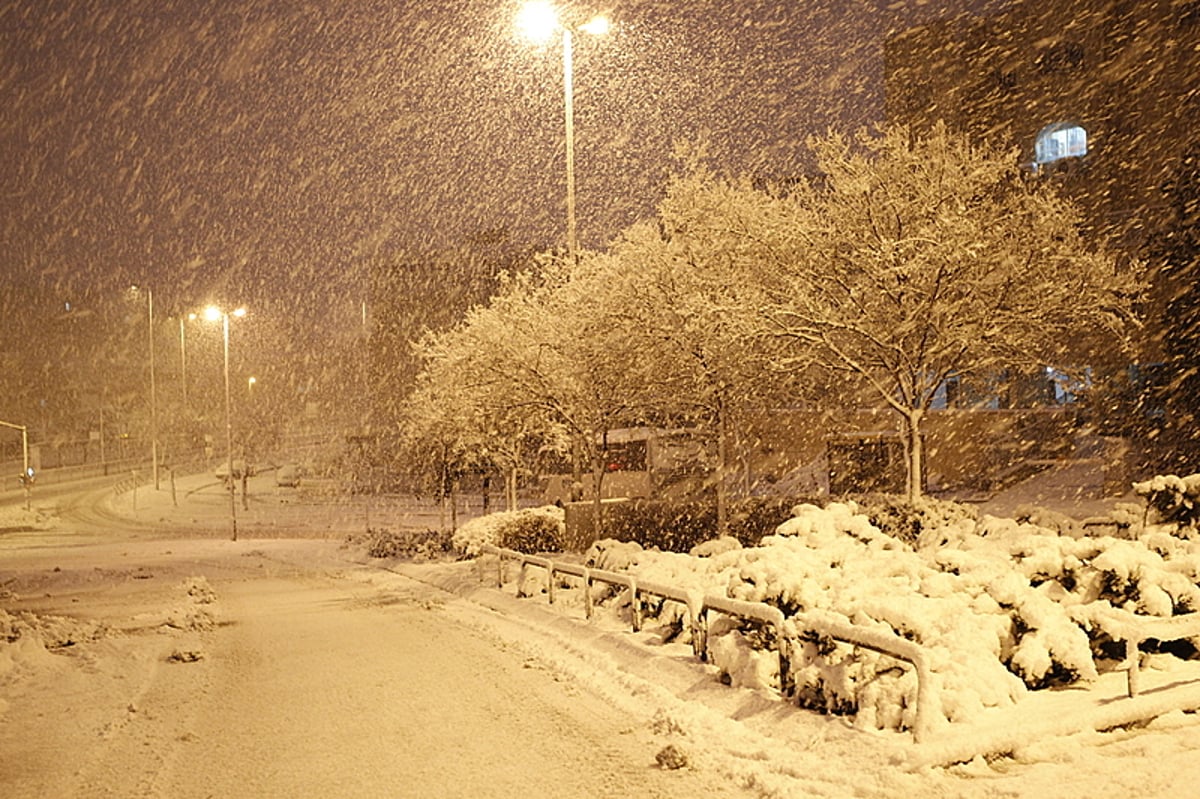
[
  {"x1": 1072, "y1": 604, "x2": 1200, "y2": 697},
  {"x1": 480, "y1": 544, "x2": 938, "y2": 741}
]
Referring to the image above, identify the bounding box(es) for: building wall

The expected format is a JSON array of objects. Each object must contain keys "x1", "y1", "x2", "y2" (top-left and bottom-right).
[{"x1": 885, "y1": 0, "x2": 1200, "y2": 256}]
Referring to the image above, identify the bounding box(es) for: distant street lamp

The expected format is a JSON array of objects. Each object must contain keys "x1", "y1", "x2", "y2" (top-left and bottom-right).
[
  {"x1": 516, "y1": 1, "x2": 610, "y2": 264},
  {"x1": 178, "y1": 312, "x2": 196, "y2": 420},
  {"x1": 203, "y1": 305, "x2": 247, "y2": 541},
  {"x1": 130, "y1": 286, "x2": 160, "y2": 490}
]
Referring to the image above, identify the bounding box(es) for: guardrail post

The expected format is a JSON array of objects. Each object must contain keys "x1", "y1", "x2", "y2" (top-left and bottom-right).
[
  {"x1": 495, "y1": 552, "x2": 504, "y2": 589},
  {"x1": 629, "y1": 578, "x2": 642, "y2": 633},
  {"x1": 697, "y1": 606, "x2": 709, "y2": 662},
  {"x1": 547, "y1": 564, "x2": 556, "y2": 605},
  {"x1": 1126, "y1": 638, "x2": 1141, "y2": 697},
  {"x1": 583, "y1": 568, "x2": 593, "y2": 619},
  {"x1": 913, "y1": 654, "x2": 934, "y2": 744},
  {"x1": 776, "y1": 627, "x2": 793, "y2": 698},
  {"x1": 688, "y1": 598, "x2": 704, "y2": 659},
  {"x1": 517, "y1": 560, "x2": 528, "y2": 598}
]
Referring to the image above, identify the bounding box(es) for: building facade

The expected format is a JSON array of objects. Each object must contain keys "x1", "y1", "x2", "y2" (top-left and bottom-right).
[{"x1": 885, "y1": 0, "x2": 1200, "y2": 253}]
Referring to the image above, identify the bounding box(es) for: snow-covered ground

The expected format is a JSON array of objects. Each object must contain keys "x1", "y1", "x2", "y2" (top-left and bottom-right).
[{"x1": 4, "y1": 465, "x2": 1200, "y2": 797}]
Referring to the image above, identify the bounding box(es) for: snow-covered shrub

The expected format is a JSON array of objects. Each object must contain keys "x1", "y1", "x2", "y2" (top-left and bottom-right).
[
  {"x1": 598, "y1": 496, "x2": 824, "y2": 553},
  {"x1": 602, "y1": 499, "x2": 716, "y2": 552},
  {"x1": 364, "y1": 527, "x2": 452, "y2": 559},
  {"x1": 690, "y1": 536, "x2": 742, "y2": 558},
  {"x1": 452, "y1": 506, "x2": 565, "y2": 556},
  {"x1": 584, "y1": 538, "x2": 644, "y2": 571},
  {"x1": 1009, "y1": 504, "x2": 1082, "y2": 537},
  {"x1": 566, "y1": 499, "x2": 1200, "y2": 733},
  {"x1": 855, "y1": 494, "x2": 978, "y2": 547},
  {"x1": 728, "y1": 508, "x2": 1034, "y2": 727},
  {"x1": 725, "y1": 497, "x2": 819, "y2": 545},
  {"x1": 1134, "y1": 473, "x2": 1200, "y2": 531}
]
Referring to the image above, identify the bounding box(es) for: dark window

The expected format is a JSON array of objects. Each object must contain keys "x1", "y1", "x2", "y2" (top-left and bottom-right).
[
  {"x1": 991, "y1": 68, "x2": 1018, "y2": 90},
  {"x1": 1036, "y1": 42, "x2": 1085, "y2": 74},
  {"x1": 1179, "y1": 1, "x2": 1200, "y2": 27}
]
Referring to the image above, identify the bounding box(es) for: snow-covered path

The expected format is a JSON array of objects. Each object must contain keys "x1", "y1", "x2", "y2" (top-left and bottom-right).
[
  {"x1": 9, "y1": 474, "x2": 1200, "y2": 798},
  {"x1": 1, "y1": 539, "x2": 755, "y2": 798}
]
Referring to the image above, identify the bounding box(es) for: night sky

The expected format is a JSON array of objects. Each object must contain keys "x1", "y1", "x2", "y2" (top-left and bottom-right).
[{"x1": 1, "y1": 0, "x2": 1009, "y2": 315}]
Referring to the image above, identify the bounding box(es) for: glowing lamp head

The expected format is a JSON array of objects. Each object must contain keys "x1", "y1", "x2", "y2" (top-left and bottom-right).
[
  {"x1": 517, "y1": 0, "x2": 558, "y2": 43},
  {"x1": 580, "y1": 15, "x2": 610, "y2": 36}
]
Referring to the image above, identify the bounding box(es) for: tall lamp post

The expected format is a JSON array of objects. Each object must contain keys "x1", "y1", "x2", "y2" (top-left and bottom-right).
[
  {"x1": 179, "y1": 312, "x2": 196, "y2": 421},
  {"x1": 204, "y1": 305, "x2": 246, "y2": 541},
  {"x1": 130, "y1": 286, "x2": 160, "y2": 489},
  {"x1": 516, "y1": 1, "x2": 609, "y2": 264}
]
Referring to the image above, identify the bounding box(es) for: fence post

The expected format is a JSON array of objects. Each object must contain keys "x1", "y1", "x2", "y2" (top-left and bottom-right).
[
  {"x1": 776, "y1": 625, "x2": 793, "y2": 697},
  {"x1": 629, "y1": 578, "x2": 642, "y2": 633},
  {"x1": 1126, "y1": 638, "x2": 1141, "y2": 697},
  {"x1": 547, "y1": 565, "x2": 556, "y2": 605}
]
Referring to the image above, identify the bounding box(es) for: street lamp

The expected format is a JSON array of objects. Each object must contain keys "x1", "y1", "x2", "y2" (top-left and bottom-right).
[
  {"x1": 516, "y1": 1, "x2": 610, "y2": 264},
  {"x1": 130, "y1": 286, "x2": 160, "y2": 490},
  {"x1": 179, "y1": 312, "x2": 196, "y2": 420},
  {"x1": 204, "y1": 304, "x2": 246, "y2": 540}
]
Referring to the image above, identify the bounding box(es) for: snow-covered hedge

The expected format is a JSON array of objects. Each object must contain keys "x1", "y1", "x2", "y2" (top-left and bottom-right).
[
  {"x1": 452, "y1": 506, "x2": 565, "y2": 556},
  {"x1": 578, "y1": 492, "x2": 1200, "y2": 735},
  {"x1": 1135, "y1": 473, "x2": 1200, "y2": 530}
]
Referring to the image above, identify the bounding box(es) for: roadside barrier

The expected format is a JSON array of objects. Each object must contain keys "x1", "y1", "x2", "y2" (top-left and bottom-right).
[
  {"x1": 479, "y1": 544, "x2": 938, "y2": 742},
  {"x1": 1072, "y1": 604, "x2": 1200, "y2": 697}
]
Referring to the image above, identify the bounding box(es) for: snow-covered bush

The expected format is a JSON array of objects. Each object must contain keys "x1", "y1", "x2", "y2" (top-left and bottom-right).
[
  {"x1": 554, "y1": 498, "x2": 1200, "y2": 734},
  {"x1": 855, "y1": 494, "x2": 978, "y2": 547},
  {"x1": 690, "y1": 536, "x2": 742, "y2": 558},
  {"x1": 1134, "y1": 473, "x2": 1200, "y2": 531},
  {"x1": 453, "y1": 506, "x2": 565, "y2": 556},
  {"x1": 725, "y1": 497, "x2": 819, "y2": 545},
  {"x1": 584, "y1": 538, "x2": 645, "y2": 571},
  {"x1": 364, "y1": 527, "x2": 452, "y2": 560},
  {"x1": 602, "y1": 499, "x2": 716, "y2": 552}
]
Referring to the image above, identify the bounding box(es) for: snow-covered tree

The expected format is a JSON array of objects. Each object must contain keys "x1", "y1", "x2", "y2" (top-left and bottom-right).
[
  {"x1": 596, "y1": 162, "x2": 795, "y2": 531},
  {"x1": 411, "y1": 263, "x2": 641, "y2": 535},
  {"x1": 410, "y1": 298, "x2": 559, "y2": 513},
  {"x1": 760, "y1": 124, "x2": 1141, "y2": 501}
]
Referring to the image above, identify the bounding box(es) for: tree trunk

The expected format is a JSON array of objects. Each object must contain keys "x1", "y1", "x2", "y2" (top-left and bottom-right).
[
  {"x1": 508, "y1": 465, "x2": 518, "y2": 510},
  {"x1": 903, "y1": 408, "x2": 925, "y2": 503},
  {"x1": 590, "y1": 455, "x2": 606, "y2": 541},
  {"x1": 716, "y1": 397, "x2": 729, "y2": 536}
]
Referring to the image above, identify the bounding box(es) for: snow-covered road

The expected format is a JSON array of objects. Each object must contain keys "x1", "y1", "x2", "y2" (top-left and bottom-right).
[
  {"x1": 1, "y1": 538, "x2": 755, "y2": 798},
  {"x1": 9, "y1": 474, "x2": 1200, "y2": 798}
]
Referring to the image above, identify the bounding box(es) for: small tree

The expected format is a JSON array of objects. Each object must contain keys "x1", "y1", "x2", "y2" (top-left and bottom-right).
[
  {"x1": 762, "y1": 124, "x2": 1141, "y2": 501},
  {"x1": 597, "y1": 163, "x2": 794, "y2": 532}
]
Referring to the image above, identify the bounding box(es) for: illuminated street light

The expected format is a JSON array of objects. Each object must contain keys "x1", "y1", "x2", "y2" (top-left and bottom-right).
[
  {"x1": 203, "y1": 305, "x2": 247, "y2": 541},
  {"x1": 517, "y1": 1, "x2": 610, "y2": 264}
]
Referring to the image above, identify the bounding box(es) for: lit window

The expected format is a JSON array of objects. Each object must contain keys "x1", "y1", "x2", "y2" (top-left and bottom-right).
[{"x1": 1035, "y1": 122, "x2": 1088, "y2": 165}]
